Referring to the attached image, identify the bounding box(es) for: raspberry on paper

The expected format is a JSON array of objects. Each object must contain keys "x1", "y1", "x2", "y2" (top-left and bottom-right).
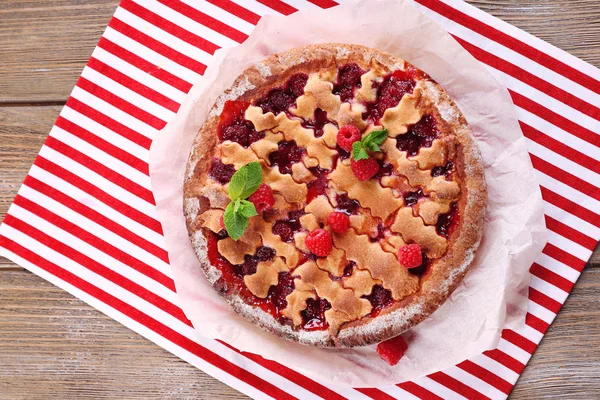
[{"x1": 377, "y1": 336, "x2": 408, "y2": 366}]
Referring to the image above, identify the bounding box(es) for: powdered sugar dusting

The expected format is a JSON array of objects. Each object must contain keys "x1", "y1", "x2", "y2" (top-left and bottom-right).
[
  {"x1": 209, "y1": 76, "x2": 255, "y2": 118},
  {"x1": 255, "y1": 62, "x2": 272, "y2": 78},
  {"x1": 184, "y1": 197, "x2": 200, "y2": 221}
]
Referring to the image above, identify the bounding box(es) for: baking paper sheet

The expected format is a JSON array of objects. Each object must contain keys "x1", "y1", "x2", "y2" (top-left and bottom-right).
[{"x1": 149, "y1": 0, "x2": 547, "y2": 386}]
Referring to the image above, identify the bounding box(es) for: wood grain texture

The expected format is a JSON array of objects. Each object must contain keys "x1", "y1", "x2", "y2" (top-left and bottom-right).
[{"x1": 0, "y1": 0, "x2": 598, "y2": 398}]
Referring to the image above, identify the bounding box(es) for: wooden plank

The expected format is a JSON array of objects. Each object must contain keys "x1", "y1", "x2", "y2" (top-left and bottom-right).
[
  {"x1": 0, "y1": 270, "x2": 246, "y2": 400},
  {"x1": 0, "y1": 106, "x2": 57, "y2": 269},
  {"x1": 0, "y1": 0, "x2": 119, "y2": 103}
]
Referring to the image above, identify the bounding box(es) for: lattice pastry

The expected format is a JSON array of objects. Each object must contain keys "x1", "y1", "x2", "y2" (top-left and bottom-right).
[{"x1": 184, "y1": 44, "x2": 486, "y2": 347}]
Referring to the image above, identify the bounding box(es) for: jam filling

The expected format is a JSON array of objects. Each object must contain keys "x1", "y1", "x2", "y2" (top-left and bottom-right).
[
  {"x1": 255, "y1": 73, "x2": 308, "y2": 115},
  {"x1": 363, "y1": 285, "x2": 394, "y2": 317},
  {"x1": 333, "y1": 63, "x2": 365, "y2": 103},
  {"x1": 408, "y1": 253, "x2": 432, "y2": 277},
  {"x1": 403, "y1": 188, "x2": 427, "y2": 207},
  {"x1": 432, "y1": 162, "x2": 455, "y2": 179},
  {"x1": 236, "y1": 246, "x2": 276, "y2": 276},
  {"x1": 369, "y1": 223, "x2": 386, "y2": 243},
  {"x1": 302, "y1": 108, "x2": 334, "y2": 138},
  {"x1": 343, "y1": 261, "x2": 356, "y2": 277},
  {"x1": 396, "y1": 114, "x2": 439, "y2": 156},
  {"x1": 268, "y1": 141, "x2": 305, "y2": 175},
  {"x1": 272, "y1": 210, "x2": 305, "y2": 243},
  {"x1": 268, "y1": 272, "x2": 296, "y2": 323},
  {"x1": 217, "y1": 100, "x2": 263, "y2": 147},
  {"x1": 363, "y1": 68, "x2": 419, "y2": 122},
  {"x1": 302, "y1": 297, "x2": 332, "y2": 330},
  {"x1": 306, "y1": 167, "x2": 330, "y2": 203},
  {"x1": 335, "y1": 193, "x2": 360, "y2": 215},
  {"x1": 373, "y1": 161, "x2": 394, "y2": 180},
  {"x1": 436, "y1": 203, "x2": 460, "y2": 238},
  {"x1": 209, "y1": 159, "x2": 236, "y2": 184}
]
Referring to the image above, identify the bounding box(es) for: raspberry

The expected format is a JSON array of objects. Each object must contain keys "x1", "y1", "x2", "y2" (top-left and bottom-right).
[
  {"x1": 337, "y1": 125, "x2": 361, "y2": 152},
  {"x1": 304, "y1": 229, "x2": 332, "y2": 257},
  {"x1": 327, "y1": 212, "x2": 350, "y2": 233},
  {"x1": 377, "y1": 336, "x2": 408, "y2": 366},
  {"x1": 397, "y1": 244, "x2": 423, "y2": 268},
  {"x1": 248, "y1": 184, "x2": 275, "y2": 212},
  {"x1": 350, "y1": 157, "x2": 380, "y2": 181}
]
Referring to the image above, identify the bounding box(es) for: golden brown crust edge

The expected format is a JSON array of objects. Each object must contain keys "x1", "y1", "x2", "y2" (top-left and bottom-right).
[{"x1": 183, "y1": 43, "x2": 487, "y2": 348}]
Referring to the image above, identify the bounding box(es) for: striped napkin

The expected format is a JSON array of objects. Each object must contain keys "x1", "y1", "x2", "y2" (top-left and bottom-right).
[{"x1": 1, "y1": 0, "x2": 598, "y2": 399}]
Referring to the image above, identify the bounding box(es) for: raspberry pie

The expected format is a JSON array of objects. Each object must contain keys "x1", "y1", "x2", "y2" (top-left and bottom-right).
[{"x1": 184, "y1": 44, "x2": 486, "y2": 347}]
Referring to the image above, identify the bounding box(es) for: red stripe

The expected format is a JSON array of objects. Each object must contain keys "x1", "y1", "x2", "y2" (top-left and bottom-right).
[
  {"x1": 355, "y1": 388, "x2": 396, "y2": 400},
  {"x1": 501, "y1": 330, "x2": 536, "y2": 354},
  {"x1": 24, "y1": 176, "x2": 169, "y2": 263},
  {"x1": 257, "y1": 0, "x2": 297, "y2": 15},
  {"x1": 455, "y1": 36, "x2": 600, "y2": 120},
  {"x1": 529, "y1": 287, "x2": 562, "y2": 314},
  {"x1": 206, "y1": 0, "x2": 260, "y2": 25},
  {"x1": 12, "y1": 194, "x2": 174, "y2": 292},
  {"x1": 44, "y1": 137, "x2": 155, "y2": 205},
  {"x1": 397, "y1": 381, "x2": 443, "y2": 400},
  {"x1": 415, "y1": 0, "x2": 600, "y2": 94},
  {"x1": 76, "y1": 77, "x2": 166, "y2": 131},
  {"x1": 109, "y1": 17, "x2": 207, "y2": 75},
  {"x1": 0, "y1": 237, "x2": 293, "y2": 400},
  {"x1": 97, "y1": 37, "x2": 192, "y2": 93},
  {"x1": 511, "y1": 90, "x2": 600, "y2": 149},
  {"x1": 66, "y1": 97, "x2": 152, "y2": 150},
  {"x1": 33, "y1": 156, "x2": 163, "y2": 235},
  {"x1": 307, "y1": 0, "x2": 339, "y2": 8},
  {"x1": 530, "y1": 263, "x2": 574, "y2": 293},
  {"x1": 526, "y1": 313, "x2": 550, "y2": 334},
  {"x1": 540, "y1": 186, "x2": 600, "y2": 229},
  {"x1": 457, "y1": 360, "x2": 513, "y2": 395},
  {"x1": 428, "y1": 372, "x2": 490, "y2": 400},
  {"x1": 55, "y1": 116, "x2": 149, "y2": 176},
  {"x1": 530, "y1": 155, "x2": 600, "y2": 202},
  {"x1": 87, "y1": 57, "x2": 180, "y2": 113},
  {"x1": 483, "y1": 349, "x2": 525, "y2": 374},
  {"x1": 2, "y1": 214, "x2": 184, "y2": 322},
  {"x1": 520, "y1": 122, "x2": 600, "y2": 175},
  {"x1": 157, "y1": 0, "x2": 247, "y2": 43},
  {"x1": 542, "y1": 242, "x2": 587, "y2": 272},
  {"x1": 217, "y1": 341, "x2": 346, "y2": 400},
  {"x1": 120, "y1": 0, "x2": 220, "y2": 54},
  {"x1": 544, "y1": 215, "x2": 598, "y2": 250}
]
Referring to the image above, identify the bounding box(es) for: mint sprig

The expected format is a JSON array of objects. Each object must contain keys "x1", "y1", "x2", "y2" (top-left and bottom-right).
[
  {"x1": 224, "y1": 162, "x2": 262, "y2": 240},
  {"x1": 352, "y1": 129, "x2": 389, "y2": 161}
]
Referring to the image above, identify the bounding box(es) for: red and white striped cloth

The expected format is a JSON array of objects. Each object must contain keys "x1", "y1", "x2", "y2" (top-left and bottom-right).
[{"x1": 1, "y1": 0, "x2": 598, "y2": 398}]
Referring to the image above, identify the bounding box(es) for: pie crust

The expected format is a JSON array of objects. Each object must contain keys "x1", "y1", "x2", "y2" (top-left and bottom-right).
[{"x1": 184, "y1": 44, "x2": 487, "y2": 348}]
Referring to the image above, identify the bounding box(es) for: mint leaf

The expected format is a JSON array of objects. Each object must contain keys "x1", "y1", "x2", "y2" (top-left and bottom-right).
[
  {"x1": 238, "y1": 200, "x2": 258, "y2": 218},
  {"x1": 352, "y1": 129, "x2": 388, "y2": 161},
  {"x1": 223, "y1": 202, "x2": 248, "y2": 241},
  {"x1": 352, "y1": 141, "x2": 369, "y2": 161},
  {"x1": 228, "y1": 162, "x2": 263, "y2": 201}
]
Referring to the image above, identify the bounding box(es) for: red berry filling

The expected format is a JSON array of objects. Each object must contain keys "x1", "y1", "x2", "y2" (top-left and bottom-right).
[
  {"x1": 403, "y1": 188, "x2": 427, "y2": 207},
  {"x1": 218, "y1": 100, "x2": 263, "y2": 147},
  {"x1": 302, "y1": 297, "x2": 332, "y2": 330},
  {"x1": 369, "y1": 223, "x2": 386, "y2": 243},
  {"x1": 432, "y1": 162, "x2": 455, "y2": 179},
  {"x1": 335, "y1": 193, "x2": 360, "y2": 215},
  {"x1": 236, "y1": 246, "x2": 276, "y2": 276},
  {"x1": 436, "y1": 203, "x2": 460, "y2": 238},
  {"x1": 255, "y1": 73, "x2": 308, "y2": 115},
  {"x1": 306, "y1": 167, "x2": 330, "y2": 203},
  {"x1": 268, "y1": 140, "x2": 305, "y2": 175},
  {"x1": 343, "y1": 260, "x2": 356, "y2": 277},
  {"x1": 396, "y1": 115, "x2": 439, "y2": 156},
  {"x1": 268, "y1": 271, "x2": 296, "y2": 320},
  {"x1": 209, "y1": 159, "x2": 236, "y2": 184},
  {"x1": 364, "y1": 285, "x2": 393, "y2": 317},
  {"x1": 333, "y1": 63, "x2": 365, "y2": 102},
  {"x1": 303, "y1": 108, "x2": 333, "y2": 138},
  {"x1": 373, "y1": 161, "x2": 394, "y2": 180},
  {"x1": 272, "y1": 210, "x2": 304, "y2": 243},
  {"x1": 364, "y1": 68, "x2": 419, "y2": 122}
]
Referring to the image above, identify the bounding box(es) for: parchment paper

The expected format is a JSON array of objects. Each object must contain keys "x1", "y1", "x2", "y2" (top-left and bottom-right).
[{"x1": 149, "y1": 0, "x2": 547, "y2": 387}]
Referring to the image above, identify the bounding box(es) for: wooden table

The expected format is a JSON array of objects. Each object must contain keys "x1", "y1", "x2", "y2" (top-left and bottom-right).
[{"x1": 1, "y1": 1, "x2": 599, "y2": 398}]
